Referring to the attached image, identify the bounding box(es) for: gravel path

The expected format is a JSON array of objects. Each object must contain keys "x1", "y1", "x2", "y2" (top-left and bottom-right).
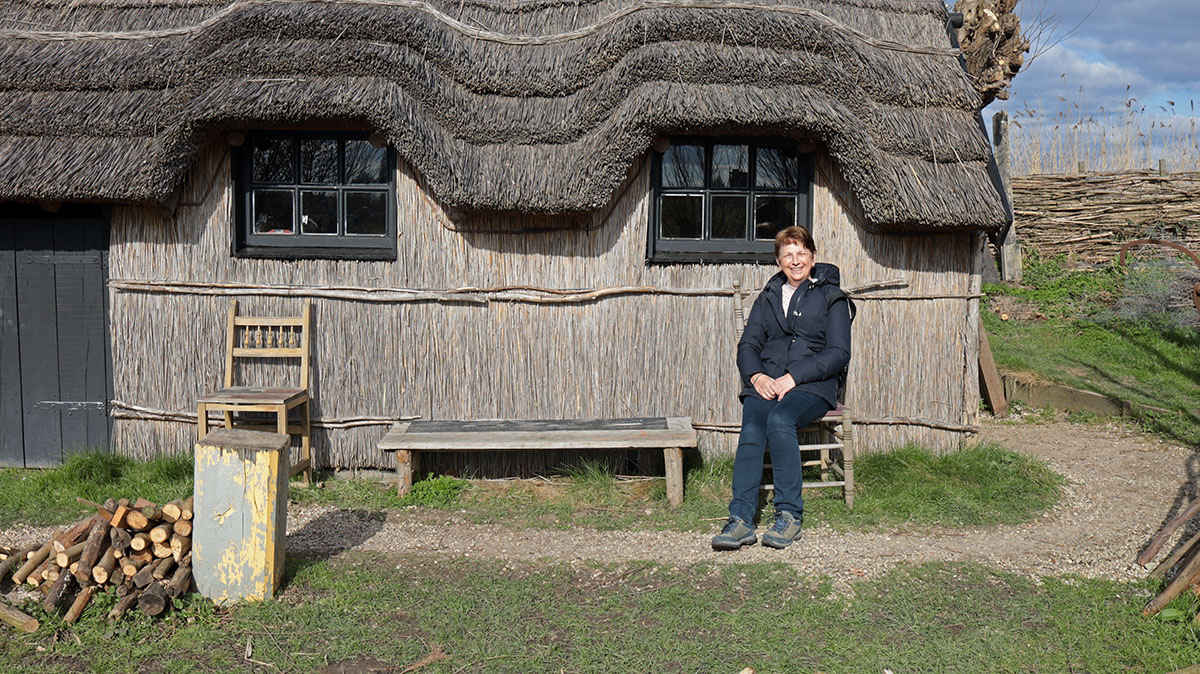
[
  {"x1": 285, "y1": 420, "x2": 1199, "y2": 590},
  {"x1": 5, "y1": 420, "x2": 1197, "y2": 591}
]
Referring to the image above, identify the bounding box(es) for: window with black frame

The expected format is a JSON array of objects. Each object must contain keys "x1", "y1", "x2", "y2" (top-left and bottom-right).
[
  {"x1": 234, "y1": 133, "x2": 397, "y2": 259},
  {"x1": 648, "y1": 138, "x2": 813, "y2": 263}
]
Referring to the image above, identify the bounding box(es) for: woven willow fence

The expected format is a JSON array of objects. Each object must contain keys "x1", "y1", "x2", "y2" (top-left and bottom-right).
[{"x1": 1012, "y1": 171, "x2": 1200, "y2": 263}]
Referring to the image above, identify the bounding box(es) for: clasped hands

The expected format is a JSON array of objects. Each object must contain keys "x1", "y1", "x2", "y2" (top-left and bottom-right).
[{"x1": 751, "y1": 372, "x2": 796, "y2": 400}]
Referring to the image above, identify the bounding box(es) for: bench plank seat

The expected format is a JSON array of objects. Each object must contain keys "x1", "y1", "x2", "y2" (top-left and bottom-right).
[{"x1": 378, "y1": 417, "x2": 697, "y2": 506}]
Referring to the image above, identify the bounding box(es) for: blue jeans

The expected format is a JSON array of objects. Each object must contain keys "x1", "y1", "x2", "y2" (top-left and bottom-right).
[{"x1": 728, "y1": 390, "x2": 831, "y2": 523}]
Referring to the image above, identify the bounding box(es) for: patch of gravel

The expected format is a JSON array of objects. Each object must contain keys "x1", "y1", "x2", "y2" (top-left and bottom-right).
[{"x1": 6, "y1": 420, "x2": 1197, "y2": 593}]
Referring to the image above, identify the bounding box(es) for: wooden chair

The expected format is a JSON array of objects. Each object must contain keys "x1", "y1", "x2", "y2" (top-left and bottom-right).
[
  {"x1": 196, "y1": 299, "x2": 313, "y2": 484},
  {"x1": 732, "y1": 281, "x2": 854, "y2": 508}
]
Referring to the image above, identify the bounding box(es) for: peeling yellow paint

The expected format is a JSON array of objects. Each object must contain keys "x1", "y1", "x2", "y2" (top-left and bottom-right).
[{"x1": 193, "y1": 435, "x2": 289, "y2": 606}]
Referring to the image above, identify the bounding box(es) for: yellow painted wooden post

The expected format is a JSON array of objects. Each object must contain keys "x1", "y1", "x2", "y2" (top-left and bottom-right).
[{"x1": 193, "y1": 429, "x2": 290, "y2": 605}]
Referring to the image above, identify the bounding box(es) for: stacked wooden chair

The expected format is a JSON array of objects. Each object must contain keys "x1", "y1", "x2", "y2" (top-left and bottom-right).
[
  {"x1": 732, "y1": 281, "x2": 855, "y2": 508},
  {"x1": 196, "y1": 299, "x2": 313, "y2": 484}
]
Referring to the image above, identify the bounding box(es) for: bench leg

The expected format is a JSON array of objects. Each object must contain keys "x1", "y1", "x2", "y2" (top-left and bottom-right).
[
  {"x1": 663, "y1": 447, "x2": 684, "y2": 508},
  {"x1": 396, "y1": 450, "x2": 414, "y2": 498}
]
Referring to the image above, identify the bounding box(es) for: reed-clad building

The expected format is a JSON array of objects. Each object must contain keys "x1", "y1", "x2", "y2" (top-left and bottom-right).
[{"x1": 0, "y1": 0, "x2": 1008, "y2": 470}]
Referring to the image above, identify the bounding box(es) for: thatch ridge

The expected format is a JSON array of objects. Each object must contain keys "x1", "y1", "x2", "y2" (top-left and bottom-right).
[{"x1": 0, "y1": 0, "x2": 1006, "y2": 232}]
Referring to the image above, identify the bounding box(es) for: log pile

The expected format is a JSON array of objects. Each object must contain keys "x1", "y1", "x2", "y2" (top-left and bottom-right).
[
  {"x1": 1013, "y1": 171, "x2": 1200, "y2": 263},
  {"x1": 1139, "y1": 499, "x2": 1200, "y2": 617},
  {"x1": 0, "y1": 496, "x2": 194, "y2": 629}
]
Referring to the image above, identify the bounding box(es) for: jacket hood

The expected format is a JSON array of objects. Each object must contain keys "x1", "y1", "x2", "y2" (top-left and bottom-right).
[{"x1": 764, "y1": 263, "x2": 842, "y2": 291}]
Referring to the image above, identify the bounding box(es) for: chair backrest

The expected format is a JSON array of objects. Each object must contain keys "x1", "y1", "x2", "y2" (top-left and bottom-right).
[{"x1": 223, "y1": 299, "x2": 311, "y2": 390}]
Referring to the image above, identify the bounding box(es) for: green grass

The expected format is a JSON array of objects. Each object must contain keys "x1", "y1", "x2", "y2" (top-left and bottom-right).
[
  {"x1": 0, "y1": 451, "x2": 193, "y2": 528},
  {"x1": 983, "y1": 252, "x2": 1200, "y2": 447},
  {"x1": 288, "y1": 443, "x2": 1062, "y2": 533},
  {"x1": 3, "y1": 553, "x2": 1197, "y2": 673},
  {"x1": 1, "y1": 443, "x2": 1062, "y2": 535}
]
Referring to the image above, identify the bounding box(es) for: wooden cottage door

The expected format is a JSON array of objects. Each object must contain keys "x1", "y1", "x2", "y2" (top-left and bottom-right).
[{"x1": 0, "y1": 206, "x2": 113, "y2": 467}]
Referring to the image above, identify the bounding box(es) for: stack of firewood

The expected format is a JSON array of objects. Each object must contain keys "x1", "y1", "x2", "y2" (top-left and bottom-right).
[
  {"x1": 1139, "y1": 499, "x2": 1200, "y2": 617},
  {"x1": 0, "y1": 496, "x2": 194, "y2": 632}
]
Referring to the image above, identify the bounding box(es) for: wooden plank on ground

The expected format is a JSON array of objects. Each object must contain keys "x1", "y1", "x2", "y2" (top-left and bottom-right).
[{"x1": 977, "y1": 318, "x2": 1007, "y2": 418}]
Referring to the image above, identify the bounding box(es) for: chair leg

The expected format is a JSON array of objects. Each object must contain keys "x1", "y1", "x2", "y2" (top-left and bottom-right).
[
  {"x1": 223, "y1": 411, "x2": 233, "y2": 430},
  {"x1": 197, "y1": 403, "x2": 209, "y2": 441},
  {"x1": 842, "y1": 419, "x2": 855, "y2": 510},
  {"x1": 819, "y1": 424, "x2": 831, "y2": 483},
  {"x1": 300, "y1": 400, "x2": 312, "y2": 486}
]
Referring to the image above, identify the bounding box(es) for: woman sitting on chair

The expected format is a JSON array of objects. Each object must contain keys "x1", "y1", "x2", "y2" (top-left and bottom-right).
[{"x1": 712, "y1": 225, "x2": 852, "y2": 550}]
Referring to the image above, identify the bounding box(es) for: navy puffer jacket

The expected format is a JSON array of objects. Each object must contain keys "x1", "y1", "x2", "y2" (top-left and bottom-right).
[{"x1": 736, "y1": 262, "x2": 852, "y2": 406}]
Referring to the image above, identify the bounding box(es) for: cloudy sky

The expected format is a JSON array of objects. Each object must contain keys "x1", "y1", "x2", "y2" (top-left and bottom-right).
[{"x1": 984, "y1": 0, "x2": 1200, "y2": 127}]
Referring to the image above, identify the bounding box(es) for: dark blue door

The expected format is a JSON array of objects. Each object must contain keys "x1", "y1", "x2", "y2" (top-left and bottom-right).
[{"x1": 1, "y1": 205, "x2": 112, "y2": 467}]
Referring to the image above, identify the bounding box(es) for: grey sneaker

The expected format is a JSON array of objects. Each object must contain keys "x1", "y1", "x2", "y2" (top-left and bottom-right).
[
  {"x1": 711, "y1": 517, "x2": 757, "y2": 550},
  {"x1": 760, "y1": 510, "x2": 803, "y2": 549}
]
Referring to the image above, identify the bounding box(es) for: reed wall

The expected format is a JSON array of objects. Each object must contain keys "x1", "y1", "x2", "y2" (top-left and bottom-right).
[{"x1": 108, "y1": 140, "x2": 981, "y2": 472}]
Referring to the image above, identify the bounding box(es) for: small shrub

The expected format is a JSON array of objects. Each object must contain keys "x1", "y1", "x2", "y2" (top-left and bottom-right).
[{"x1": 399, "y1": 474, "x2": 468, "y2": 508}]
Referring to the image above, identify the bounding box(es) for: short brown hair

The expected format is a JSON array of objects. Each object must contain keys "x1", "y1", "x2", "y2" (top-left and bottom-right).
[{"x1": 774, "y1": 225, "x2": 816, "y2": 258}]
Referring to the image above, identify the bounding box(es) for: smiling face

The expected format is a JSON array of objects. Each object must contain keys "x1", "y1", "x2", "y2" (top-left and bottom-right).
[{"x1": 777, "y1": 241, "x2": 815, "y2": 286}]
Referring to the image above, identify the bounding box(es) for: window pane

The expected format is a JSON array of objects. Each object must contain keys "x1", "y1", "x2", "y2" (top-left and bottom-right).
[
  {"x1": 712, "y1": 144, "x2": 749, "y2": 188},
  {"x1": 252, "y1": 138, "x2": 294, "y2": 183},
  {"x1": 345, "y1": 191, "x2": 387, "y2": 235},
  {"x1": 252, "y1": 190, "x2": 294, "y2": 234},
  {"x1": 754, "y1": 196, "x2": 796, "y2": 240},
  {"x1": 346, "y1": 140, "x2": 389, "y2": 184},
  {"x1": 661, "y1": 144, "x2": 704, "y2": 188},
  {"x1": 300, "y1": 139, "x2": 338, "y2": 184},
  {"x1": 660, "y1": 194, "x2": 702, "y2": 239},
  {"x1": 711, "y1": 195, "x2": 747, "y2": 239},
  {"x1": 300, "y1": 190, "x2": 338, "y2": 235},
  {"x1": 756, "y1": 145, "x2": 800, "y2": 189}
]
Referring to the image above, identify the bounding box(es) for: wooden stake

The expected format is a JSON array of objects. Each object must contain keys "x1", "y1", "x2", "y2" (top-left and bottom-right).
[
  {"x1": 0, "y1": 602, "x2": 39, "y2": 633},
  {"x1": 55, "y1": 542, "x2": 86, "y2": 568},
  {"x1": 166, "y1": 558, "x2": 192, "y2": 598},
  {"x1": 0, "y1": 544, "x2": 39, "y2": 584},
  {"x1": 64, "y1": 586, "x2": 94, "y2": 624},
  {"x1": 109, "y1": 527, "x2": 132, "y2": 553},
  {"x1": 151, "y1": 556, "x2": 176, "y2": 581},
  {"x1": 1139, "y1": 499, "x2": 1200, "y2": 566},
  {"x1": 53, "y1": 517, "x2": 96, "y2": 552},
  {"x1": 138, "y1": 583, "x2": 169, "y2": 617},
  {"x1": 12, "y1": 542, "x2": 53, "y2": 585},
  {"x1": 149, "y1": 524, "x2": 172, "y2": 545},
  {"x1": 109, "y1": 505, "x2": 131, "y2": 529},
  {"x1": 42, "y1": 571, "x2": 74, "y2": 613},
  {"x1": 161, "y1": 500, "x2": 183, "y2": 523},
  {"x1": 171, "y1": 535, "x2": 191, "y2": 562},
  {"x1": 92, "y1": 547, "x2": 118, "y2": 585},
  {"x1": 75, "y1": 508, "x2": 113, "y2": 584},
  {"x1": 108, "y1": 590, "x2": 140, "y2": 621},
  {"x1": 75, "y1": 498, "x2": 115, "y2": 521},
  {"x1": 1145, "y1": 551, "x2": 1200, "y2": 616}
]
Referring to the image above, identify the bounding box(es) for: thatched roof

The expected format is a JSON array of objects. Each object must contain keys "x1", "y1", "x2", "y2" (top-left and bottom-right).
[{"x1": 0, "y1": 0, "x2": 1007, "y2": 233}]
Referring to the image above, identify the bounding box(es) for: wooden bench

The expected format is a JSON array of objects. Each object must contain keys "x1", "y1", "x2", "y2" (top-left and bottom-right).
[{"x1": 378, "y1": 417, "x2": 697, "y2": 507}]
